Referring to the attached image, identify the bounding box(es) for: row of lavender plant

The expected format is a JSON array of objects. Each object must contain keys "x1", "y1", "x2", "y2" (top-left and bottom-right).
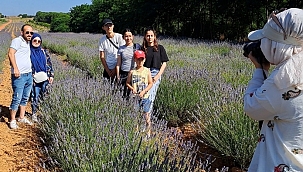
[
  {"x1": 0, "y1": 30, "x2": 12, "y2": 73},
  {"x1": 156, "y1": 39, "x2": 259, "y2": 168},
  {"x1": 0, "y1": 22, "x2": 24, "y2": 73},
  {"x1": 37, "y1": 54, "x2": 217, "y2": 171},
  {"x1": 39, "y1": 32, "x2": 259, "y2": 169}
]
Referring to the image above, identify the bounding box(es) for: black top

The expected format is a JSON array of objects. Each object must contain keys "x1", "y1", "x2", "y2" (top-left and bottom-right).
[{"x1": 144, "y1": 45, "x2": 169, "y2": 69}]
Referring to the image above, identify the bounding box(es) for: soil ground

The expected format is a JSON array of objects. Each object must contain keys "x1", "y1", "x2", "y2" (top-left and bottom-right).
[{"x1": 0, "y1": 20, "x2": 243, "y2": 172}]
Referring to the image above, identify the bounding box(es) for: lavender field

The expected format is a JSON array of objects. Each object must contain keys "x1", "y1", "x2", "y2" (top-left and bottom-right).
[
  {"x1": 0, "y1": 21, "x2": 259, "y2": 171},
  {"x1": 38, "y1": 31, "x2": 259, "y2": 171}
]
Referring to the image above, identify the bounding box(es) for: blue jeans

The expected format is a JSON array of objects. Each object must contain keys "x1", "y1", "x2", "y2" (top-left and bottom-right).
[
  {"x1": 148, "y1": 68, "x2": 161, "y2": 113},
  {"x1": 10, "y1": 72, "x2": 33, "y2": 111},
  {"x1": 31, "y1": 80, "x2": 49, "y2": 114}
]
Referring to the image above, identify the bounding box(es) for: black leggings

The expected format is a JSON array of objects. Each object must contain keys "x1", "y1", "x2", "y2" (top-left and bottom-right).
[{"x1": 119, "y1": 70, "x2": 131, "y2": 99}]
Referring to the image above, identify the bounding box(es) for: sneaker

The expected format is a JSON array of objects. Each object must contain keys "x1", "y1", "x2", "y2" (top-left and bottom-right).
[
  {"x1": 32, "y1": 114, "x2": 38, "y2": 123},
  {"x1": 9, "y1": 120, "x2": 18, "y2": 129},
  {"x1": 17, "y1": 117, "x2": 33, "y2": 125}
]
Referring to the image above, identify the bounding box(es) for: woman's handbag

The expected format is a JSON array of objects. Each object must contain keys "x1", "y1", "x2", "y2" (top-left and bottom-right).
[{"x1": 33, "y1": 71, "x2": 48, "y2": 83}]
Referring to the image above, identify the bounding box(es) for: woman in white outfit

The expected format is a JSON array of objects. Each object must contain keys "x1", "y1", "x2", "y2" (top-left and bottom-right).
[{"x1": 244, "y1": 8, "x2": 303, "y2": 172}]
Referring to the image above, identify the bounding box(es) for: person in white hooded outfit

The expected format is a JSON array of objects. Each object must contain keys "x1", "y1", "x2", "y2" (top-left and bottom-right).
[{"x1": 244, "y1": 8, "x2": 303, "y2": 172}]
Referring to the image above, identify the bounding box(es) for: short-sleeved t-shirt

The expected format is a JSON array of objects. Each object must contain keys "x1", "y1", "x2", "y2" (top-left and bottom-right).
[
  {"x1": 144, "y1": 45, "x2": 169, "y2": 69},
  {"x1": 118, "y1": 43, "x2": 141, "y2": 72},
  {"x1": 99, "y1": 33, "x2": 125, "y2": 69},
  {"x1": 131, "y1": 67, "x2": 150, "y2": 99},
  {"x1": 10, "y1": 36, "x2": 32, "y2": 74}
]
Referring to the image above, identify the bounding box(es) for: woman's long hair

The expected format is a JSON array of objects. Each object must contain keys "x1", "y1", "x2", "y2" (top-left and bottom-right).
[{"x1": 142, "y1": 27, "x2": 158, "y2": 53}]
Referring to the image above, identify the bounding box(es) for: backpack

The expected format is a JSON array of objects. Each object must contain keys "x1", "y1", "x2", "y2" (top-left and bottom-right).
[{"x1": 133, "y1": 43, "x2": 141, "y2": 52}]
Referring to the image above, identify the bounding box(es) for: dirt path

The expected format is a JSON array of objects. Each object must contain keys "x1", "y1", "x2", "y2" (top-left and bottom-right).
[{"x1": 0, "y1": 20, "x2": 47, "y2": 172}]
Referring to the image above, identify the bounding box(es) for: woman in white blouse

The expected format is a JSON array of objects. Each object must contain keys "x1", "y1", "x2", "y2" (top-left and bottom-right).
[{"x1": 244, "y1": 8, "x2": 303, "y2": 172}]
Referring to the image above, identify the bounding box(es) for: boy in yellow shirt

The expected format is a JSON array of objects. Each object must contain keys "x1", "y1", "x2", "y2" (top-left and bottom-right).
[{"x1": 126, "y1": 50, "x2": 153, "y2": 137}]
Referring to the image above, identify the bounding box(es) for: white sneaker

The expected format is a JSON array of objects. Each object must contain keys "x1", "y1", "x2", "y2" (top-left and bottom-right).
[
  {"x1": 17, "y1": 117, "x2": 33, "y2": 125},
  {"x1": 32, "y1": 114, "x2": 38, "y2": 123},
  {"x1": 9, "y1": 120, "x2": 18, "y2": 129}
]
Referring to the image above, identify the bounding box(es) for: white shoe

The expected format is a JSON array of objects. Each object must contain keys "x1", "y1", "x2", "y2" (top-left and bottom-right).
[
  {"x1": 9, "y1": 120, "x2": 18, "y2": 129},
  {"x1": 32, "y1": 114, "x2": 38, "y2": 123},
  {"x1": 17, "y1": 117, "x2": 33, "y2": 125}
]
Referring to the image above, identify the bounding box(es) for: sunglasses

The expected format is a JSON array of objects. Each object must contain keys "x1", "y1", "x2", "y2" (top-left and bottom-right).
[
  {"x1": 25, "y1": 31, "x2": 34, "y2": 35},
  {"x1": 33, "y1": 39, "x2": 41, "y2": 43}
]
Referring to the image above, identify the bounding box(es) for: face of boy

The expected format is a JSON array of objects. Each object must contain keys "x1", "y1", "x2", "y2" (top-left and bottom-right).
[
  {"x1": 102, "y1": 23, "x2": 114, "y2": 34},
  {"x1": 135, "y1": 57, "x2": 145, "y2": 67}
]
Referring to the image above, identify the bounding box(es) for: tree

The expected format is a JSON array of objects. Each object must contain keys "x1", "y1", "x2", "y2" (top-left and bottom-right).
[
  {"x1": 70, "y1": 4, "x2": 92, "y2": 32},
  {"x1": 50, "y1": 13, "x2": 70, "y2": 32}
]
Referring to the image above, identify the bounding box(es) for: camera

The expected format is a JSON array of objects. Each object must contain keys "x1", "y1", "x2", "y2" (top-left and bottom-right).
[{"x1": 243, "y1": 40, "x2": 269, "y2": 64}]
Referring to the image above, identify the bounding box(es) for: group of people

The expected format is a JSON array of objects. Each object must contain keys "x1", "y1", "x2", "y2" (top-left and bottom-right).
[
  {"x1": 9, "y1": 8, "x2": 303, "y2": 170},
  {"x1": 8, "y1": 24, "x2": 54, "y2": 129},
  {"x1": 99, "y1": 19, "x2": 169, "y2": 137}
]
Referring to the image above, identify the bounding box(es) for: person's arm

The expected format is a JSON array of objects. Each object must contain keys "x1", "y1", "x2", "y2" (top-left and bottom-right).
[
  {"x1": 99, "y1": 51, "x2": 111, "y2": 76},
  {"x1": 8, "y1": 47, "x2": 19, "y2": 77},
  {"x1": 153, "y1": 45, "x2": 169, "y2": 82},
  {"x1": 139, "y1": 70, "x2": 153, "y2": 98},
  {"x1": 153, "y1": 62, "x2": 167, "y2": 83},
  {"x1": 126, "y1": 70, "x2": 136, "y2": 94},
  {"x1": 243, "y1": 69, "x2": 276, "y2": 120},
  {"x1": 45, "y1": 49, "x2": 54, "y2": 84},
  {"x1": 116, "y1": 55, "x2": 121, "y2": 80}
]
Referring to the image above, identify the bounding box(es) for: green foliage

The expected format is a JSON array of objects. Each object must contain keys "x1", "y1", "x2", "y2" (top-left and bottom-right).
[
  {"x1": 0, "y1": 13, "x2": 4, "y2": 18},
  {"x1": 70, "y1": 4, "x2": 97, "y2": 33},
  {"x1": 30, "y1": 0, "x2": 303, "y2": 39},
  {"x1": 34, "y1": 11, "x2": 71, "y2": 32},
  {"x1": 18, "y1": 14, "x2": 34, "y2": 18},
  {"x1": 155, "y1": 78, "x2": 203, "y2": 126},
  {"x1": 0, "y1": 18, "x2": 6, "y2": 24},
  {"x1": 28, "y1": 20, "x2": 50, "y2": 28},
  {"x1": 193, "y1": 105, "x2": 259, "y2": 169},
  {"x1": 50, "y1": 13, "x2": 70, "y2": 32},
  {"x1": 34, "y1": 11, "x2": 53, "y2": 23},
  {"x1": 67, "y1": 0, "x2": 303, "y2": 39}
]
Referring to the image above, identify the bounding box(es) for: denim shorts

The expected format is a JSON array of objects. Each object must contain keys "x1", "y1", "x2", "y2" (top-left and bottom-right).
[
  {"x1": 139, "y1": 98, "x2": 151, "y2": 113},
  {"x1": 10, "y1": 72, "x2": 33, "y2": 111}
]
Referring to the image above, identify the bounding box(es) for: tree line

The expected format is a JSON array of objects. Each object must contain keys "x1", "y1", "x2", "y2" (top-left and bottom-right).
[{"x1": 32, "y1": 0, "x2": 303, "y2": 41}]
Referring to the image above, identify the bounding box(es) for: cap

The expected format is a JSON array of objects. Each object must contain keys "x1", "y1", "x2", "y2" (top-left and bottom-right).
[
  {"x1": 248, "y1": 8, "x2": 301, "y2": 46},
  {"x1": 102, "y1": 19, "x2": 113, "y2": 26},
  {"x1": 134, "y1": 50, "x2": 145, "y2": 59}
]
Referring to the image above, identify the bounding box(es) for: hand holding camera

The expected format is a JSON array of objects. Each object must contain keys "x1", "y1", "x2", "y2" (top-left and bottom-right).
[{"x1": 243, "y1": 40, "x2": 270, "y2": 71}]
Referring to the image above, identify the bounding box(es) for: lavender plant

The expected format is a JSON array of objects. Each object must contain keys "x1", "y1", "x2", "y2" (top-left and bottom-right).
[
  {"x1": 0, "y1": 31, "x2": 11, "y2": 72},
  {"x1": 38, "y1": 55, "x2": 212, "y2": 171}
]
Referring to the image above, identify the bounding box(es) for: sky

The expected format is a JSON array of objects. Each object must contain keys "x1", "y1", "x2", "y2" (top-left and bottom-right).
[{"x1": 0, "y1": 0, "x2": 92, "y2": 16}]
